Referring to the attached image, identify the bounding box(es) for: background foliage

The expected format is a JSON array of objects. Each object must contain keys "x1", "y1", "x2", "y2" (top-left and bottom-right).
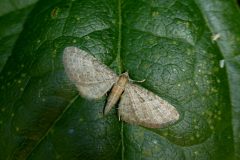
[{"x1": 0, "y1": 0, "x2": 240, "y2": 159}]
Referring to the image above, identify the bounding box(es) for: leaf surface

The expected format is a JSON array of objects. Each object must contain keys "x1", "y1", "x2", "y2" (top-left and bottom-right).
[
  {"x1": 0, "y1": 0, "x2": 38, "y2": 72},
  {"x1": 0, "y1": 0, "x2": 239, "y2": 160}
]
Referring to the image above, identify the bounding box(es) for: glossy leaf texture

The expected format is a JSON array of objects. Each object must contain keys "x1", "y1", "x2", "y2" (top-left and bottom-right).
[
  {"x1": 0, "y1": 0, "x2": 38, "y2": 72},
  {"x1": 0, "y1": 0, "x2": 239, "y2": 160}
]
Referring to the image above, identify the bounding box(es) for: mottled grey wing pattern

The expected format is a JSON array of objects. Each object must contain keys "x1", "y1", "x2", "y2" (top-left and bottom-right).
[
  {"x1": 118, "y1": 83, "x2": 179, "y2": 128},
  {"x1": 63, "y1": 46, "x2": 118, "y2": 99}
]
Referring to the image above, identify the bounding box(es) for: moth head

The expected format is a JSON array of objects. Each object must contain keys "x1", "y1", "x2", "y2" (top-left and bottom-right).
[{"x1": 121, "y1": 72, "x2": 129, "y2": 78}]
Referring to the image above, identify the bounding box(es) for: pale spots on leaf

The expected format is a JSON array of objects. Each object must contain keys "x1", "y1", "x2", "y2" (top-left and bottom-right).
[
  {"x1": 194, "y1": 151, "x2": 199, "y2": 155},
  {"x1": 196, "y1": 133, "x2": 200, "y2": 138},
  {"x1": 72, "y1": 39, "x2": 77, "y2": 43},
  {"x1": 1, "y1": 108, "x2": 5, "y2": 112},
  {"x1": 17, "y1": 80, "x2": 22, "y2": 84},
  {"x1": 84, "y1": 36, "x2": 90, "y2": 40},
  {"x1": 217, "y1": 111, "x2": 222, "y2": 115},
  {"x1": 152, "y1": 140, "x2": 158, "y2": 144},
  {"x1": 211, "y1": 33, "x2": 221, "y2": 41},
  {"x1": 194, "y1": 125, "x2": 199, "y2": 130},
  {"x1": 162, "y1": 131, "x2": 169, "y2": 136},
  {"x1": 79, "y1": 118, "x2": 84, "y2": 122},
  {"x1": 152, "y1": 11, "x2": 159, "y2": 17},
  {"x1": 21, "y1": 73, "x2": 26, "y2": 77},
  {"x1": 68, "y1": 128, "x2": 75, "y2": 134},
  {"x1": 219, "y1": 59, "x2": 225, "y2": 68},
  {"x1": 210, "y1": 125, "x2": 214, "y2": 130},
  {"x1": 190, "y1": 136, "x2": 195, "y2": 141}
]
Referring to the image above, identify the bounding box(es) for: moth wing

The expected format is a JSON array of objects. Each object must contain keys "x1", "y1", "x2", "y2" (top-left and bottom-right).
[
  {"x1": 118, "y1": 83, "x2": 179, "y2": 128},
  {"x1": 63, "y1": 46, "x2": 118, "y2": 99}
]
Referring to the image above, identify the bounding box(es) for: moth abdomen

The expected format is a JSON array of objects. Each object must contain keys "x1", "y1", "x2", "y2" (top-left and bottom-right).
[{"x1": 104, "y1": 73, "x2": 129, "y2": 115}]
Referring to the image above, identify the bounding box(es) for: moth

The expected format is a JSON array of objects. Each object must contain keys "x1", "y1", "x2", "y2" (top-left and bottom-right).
[{"x1": 63, "y1": 46, "x2": 180, "y2": 128}]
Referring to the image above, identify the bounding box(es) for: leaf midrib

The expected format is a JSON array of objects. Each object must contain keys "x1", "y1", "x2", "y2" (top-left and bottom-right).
[
  {"x1": 116, "y1": 0, "x2": 125, "y2": 160},
  {"x1": 25, "y1": 95, "x2": 79, "y2": 159}
]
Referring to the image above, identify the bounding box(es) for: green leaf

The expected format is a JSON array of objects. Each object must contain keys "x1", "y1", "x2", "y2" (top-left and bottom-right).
[
  {"x1": 0, "y1": 0, "x2": 239, "y2": 159},
  {"x1": 0, "y1": 0, "x2": 39, "y2": 73},
  {"x1": 0, "y1": 0, "x2": 38, "y2": 72}
]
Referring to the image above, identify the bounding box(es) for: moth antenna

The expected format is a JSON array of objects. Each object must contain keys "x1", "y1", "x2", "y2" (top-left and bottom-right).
[
  {"x1": 124, "y1": 72, "x2": 145, "y2": 83},
  {"x1": 129, "y1": 78, "x2": 146, "y2": 83}
]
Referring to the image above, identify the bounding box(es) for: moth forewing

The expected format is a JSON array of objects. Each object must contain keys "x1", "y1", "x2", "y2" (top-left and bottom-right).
[
  {"x1": 63, "y1": 46, "x2": 118, "y2": 99},
  {"x1": 118, "y1": 83, "x2": 180, "y2": 128}
]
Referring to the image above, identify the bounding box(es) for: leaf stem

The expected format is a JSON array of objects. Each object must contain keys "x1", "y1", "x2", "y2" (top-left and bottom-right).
[
  {"x1": 117, "y1": 0, "x2": 124, "y2": 159},
  {"x1": 116, "y1": 0, "x2": 123, "y2": 74},
  {"x1": 121, "y1": 121, "x2": 125, "y2": 160}
]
